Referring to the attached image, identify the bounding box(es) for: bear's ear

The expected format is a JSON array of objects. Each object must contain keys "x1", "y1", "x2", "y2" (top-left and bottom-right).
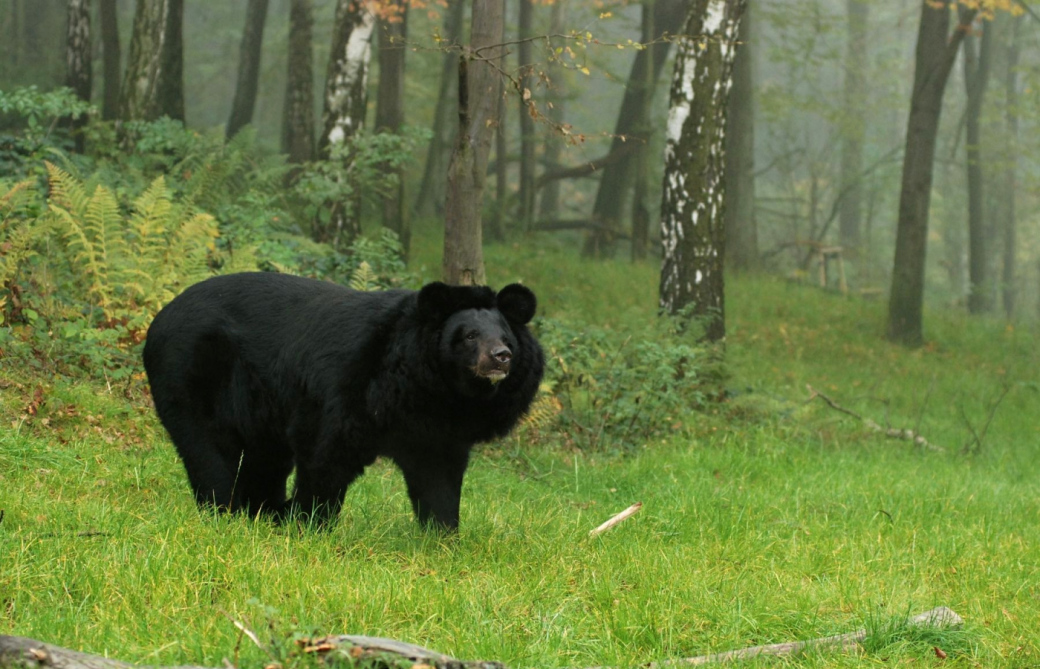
[
  {"x1": 418, "y1": 282, "x2": 454, "y2": 321},
  {"x1": 497, "y1": 284, "x2": 537, "y2": 325}
]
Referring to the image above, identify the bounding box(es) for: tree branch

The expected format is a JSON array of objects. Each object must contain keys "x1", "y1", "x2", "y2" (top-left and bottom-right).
[
  {"x1": 806, "y1": 385, "x2": 946, "y2": 453},
  {"x1": 536, "y1": 143, "x2": 639, "y2": 187}
]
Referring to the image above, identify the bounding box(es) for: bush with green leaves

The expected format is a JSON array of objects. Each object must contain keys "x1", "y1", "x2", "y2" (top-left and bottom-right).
[
  {"x1": 530, "y1": 313, "x2": 711, "y2": 450},
  {"x1": 0, "y1": 86, "x2": 92, "y2": 177},
  {"x1": 294, "y1": 127, "x2": 430, "y2": 243}
]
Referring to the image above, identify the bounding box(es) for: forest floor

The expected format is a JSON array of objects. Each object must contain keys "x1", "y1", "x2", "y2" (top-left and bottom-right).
[{"x1": 2, "y1": 235, "x2": 1039, "y2": 668}]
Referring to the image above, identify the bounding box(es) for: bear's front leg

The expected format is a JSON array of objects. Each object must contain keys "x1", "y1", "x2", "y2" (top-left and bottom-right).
[{"x1": 396, "y1": 450, "x2": 470, "y2": 531}]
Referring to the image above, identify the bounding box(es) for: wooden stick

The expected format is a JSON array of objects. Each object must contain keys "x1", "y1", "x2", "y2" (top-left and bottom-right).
[
  {"x1": 653, "y1": 607, "x2": 963, "y2": 666},
  {"x1": 589, "y1": 502, "x2": 643, "y2": 537}
]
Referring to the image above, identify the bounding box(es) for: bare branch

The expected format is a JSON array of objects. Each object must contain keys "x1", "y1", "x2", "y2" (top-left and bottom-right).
[{"x1": 807, "y1": 385, "x2": 945, "y2": 453}]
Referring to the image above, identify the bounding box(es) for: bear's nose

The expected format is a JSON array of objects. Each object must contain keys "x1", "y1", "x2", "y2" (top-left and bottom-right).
[{"x1": 492, "y1": 346, "x2": 512, "y2": 364}]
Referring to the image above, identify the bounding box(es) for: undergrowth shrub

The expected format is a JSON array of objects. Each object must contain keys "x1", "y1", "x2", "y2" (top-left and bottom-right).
[
  {"x1": 1, "y1": 162, "x2": 414, "y2": 384},
  {"x1": 0, "y1": 86, "x2": 92, "y2": 177},
  {"x1": 526, "y1": 313, "x2": 712, "y2": 450}
]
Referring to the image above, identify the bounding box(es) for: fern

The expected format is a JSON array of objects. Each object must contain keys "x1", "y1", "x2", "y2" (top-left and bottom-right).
[
  {"x1": 0, "y1": 180, "x2": 46, "y2": 320},
  {"x1": 45, "y1": 166, "x2": 227, "y2": 323},
  {"x1": 520, "y1": 384, "x2": 563, "y2": 432},
  {"x1": 44, "y1": 162, "x2": 89, "y2": 217},
  {"x1": 349, "y1": 261, "x2": 379, "y2": 292}
]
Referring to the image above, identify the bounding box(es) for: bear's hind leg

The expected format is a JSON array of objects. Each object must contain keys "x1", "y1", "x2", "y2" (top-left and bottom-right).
[
  {"x1": 162, "y1": 419, "x2": 246, "y2": 511},
  {"x1": 236, "y1": 448, "x2": 294, "y2": 518}
]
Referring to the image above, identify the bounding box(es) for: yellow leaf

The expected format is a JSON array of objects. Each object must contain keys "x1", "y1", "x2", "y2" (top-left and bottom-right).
[
  {"x1": 599, "y1": 11, "x2": 612, "y2": 18},
  {"x1": 579, "y1": 66, "x2": 590, "y2": 76}
]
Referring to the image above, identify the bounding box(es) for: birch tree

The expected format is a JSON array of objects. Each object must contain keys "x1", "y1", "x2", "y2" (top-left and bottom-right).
[
  {"x1": 120, "y1": 0, "x2": 171, "y2": 122},
  {"x1": 64, "y1": 0, "x2": 91, "y2": 152},
  {"x1": 319, "y1": 0, "x2": 376, "y2": 246},
  {"x1": 442, "y1": 0, "x2": 505, "y2": 286},
  {"x1": 119, "y1": 0, "x2": 183, "y2": 122},
  {"x1": 659, "y1": 0, "x2": 746, "y2": 343}
]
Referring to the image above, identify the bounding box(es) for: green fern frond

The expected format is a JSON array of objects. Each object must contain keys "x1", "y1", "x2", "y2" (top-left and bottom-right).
[
  {"x1": 44, "y1": 161, "x2": 88, "y2": 215},
  {"x1": 349, "y1": 261, "x2": 379, "y2": 292},
  {"x1": 0, "y1": 180, "x2": 34, "y2": 222}
]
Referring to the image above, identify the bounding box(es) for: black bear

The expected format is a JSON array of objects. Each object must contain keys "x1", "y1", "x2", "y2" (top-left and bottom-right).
[{"x1": 142, "y1": 272, "x2": 543, "y2": 531}]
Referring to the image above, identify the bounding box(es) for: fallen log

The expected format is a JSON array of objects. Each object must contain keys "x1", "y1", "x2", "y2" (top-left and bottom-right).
[
  {"x1": 0, "y1": 607, "x2": 963, "y2": 669},
  {"x1": 0, "y1": 635, "x2": 503, "y2": 669}
]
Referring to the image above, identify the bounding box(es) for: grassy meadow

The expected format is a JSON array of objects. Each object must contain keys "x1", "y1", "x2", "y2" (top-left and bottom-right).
[{"x1": 2, "y1": 232, "x2": 1039, "y2": 668}]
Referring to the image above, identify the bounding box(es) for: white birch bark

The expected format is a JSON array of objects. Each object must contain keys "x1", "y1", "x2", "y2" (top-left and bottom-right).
[
  {"x1": 318, "y1": 0, "x2": 376, "y2": 246},
  {"x1": 659, "y1": 0, "x2": 746, "y2": 342}
]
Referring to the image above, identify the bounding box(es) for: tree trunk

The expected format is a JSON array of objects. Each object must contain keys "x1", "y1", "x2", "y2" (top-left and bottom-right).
[
  {"x1": 886, "y1": 3, "x2": 975, "y2": 346},
  {"x1": 282, "y1": 0, "x2": 315, "y2": 164},
  {"x1": 120, "y1": 0, "x2": 170, "y2": 122},
  {"x1": 839, "y1": 0, "x2": 867, "y2": 257},
  {"x1": 585, "y1": 0, "x2": 689, "y2": 258},
  {"x1": 516, "y1": 0, "x2": 535, "y2": 230},
  {"x1": 227, "y1": 0, "x2": 270, "y2": 139},
  {"x1": 413, "y1": 0, "x2": 465, "y2": 218},
  {"x1": 319, "y1": 0, "x2": 376, "y2": 247},
  {"x1": 375, "y1": 1, "x2": 409, "y2": 252},
  {"x1": 64, "y1": 0, "x2": 92, "y2": 153},
  {"x1": 963, "y1": 20, "x2": 992, "y2": 314},
  {"x1": 538, "y1": 0, "x2": 567, "y2": 220},
  {"x1": 1001, "y1": 14, "x2": 1021, "y2": 319},
  {"x1": 659, "y1": 0, "x2": 746, "y2": 343},
  {"x1": 490, "y1": 20, "x2": 508, "y2": 243},
  {"x1": 442, "y1": 0, "x2": 504, "y2": 286},
  {"x1": 157, "y1": 0, "x2": 184, "y2": 120},
  {"x1": 723, "y1": 0, "x2": 756, "y2": 271},
  {"x1": 98, "y1": 0, "x2": 120, "y2": 121},
  {"x1": 630, "y1": 2, "x2": 654, "y2": 262}
]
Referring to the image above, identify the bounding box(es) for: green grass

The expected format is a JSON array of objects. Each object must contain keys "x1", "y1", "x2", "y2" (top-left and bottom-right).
[{"x1": 2, "y1": 236, "x2": 1039, "y2": 668}]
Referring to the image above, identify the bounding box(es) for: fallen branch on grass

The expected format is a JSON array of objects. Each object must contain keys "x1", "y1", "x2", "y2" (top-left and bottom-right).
[
  {"x1": 0, "y1": 607, "x2": 963, "y2": 669},
  {"x1": 806, "y1": 385, "x2": 946, "y2": 453},
  {"x1": 0, "y1": 634, "x2": 504, "y2": 669},
  {"x1": 589, "y1": 502, "x2": 643, "y2": 537},
  {"x1": 654, "y1": 606, "x2": 963, "y2": 666}
]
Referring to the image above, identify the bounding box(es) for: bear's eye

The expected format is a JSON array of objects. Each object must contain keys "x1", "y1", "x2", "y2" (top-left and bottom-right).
[{"x1": 465, "y1": 331, "x2": 478, "y2": 341}]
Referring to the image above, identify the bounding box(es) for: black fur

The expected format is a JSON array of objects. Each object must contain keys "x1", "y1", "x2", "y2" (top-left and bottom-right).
[{"x1": 143, "y1": 272, "x2": 544, "y2": 530}]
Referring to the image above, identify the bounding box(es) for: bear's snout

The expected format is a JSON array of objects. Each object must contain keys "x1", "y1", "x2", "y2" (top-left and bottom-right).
[{"x1": 492, "y1": 346, "x2": 512, "y2": 364}]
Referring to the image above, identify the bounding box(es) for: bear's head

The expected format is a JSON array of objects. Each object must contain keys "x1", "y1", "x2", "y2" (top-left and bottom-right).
[{"x1": 418, "y1": 282, "x2": 537, "y2": 398}]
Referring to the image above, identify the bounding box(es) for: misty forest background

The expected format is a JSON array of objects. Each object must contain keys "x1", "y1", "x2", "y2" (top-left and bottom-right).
[{"x1": 2, "y1": 0, "x2": 1039, "y2": 327}]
